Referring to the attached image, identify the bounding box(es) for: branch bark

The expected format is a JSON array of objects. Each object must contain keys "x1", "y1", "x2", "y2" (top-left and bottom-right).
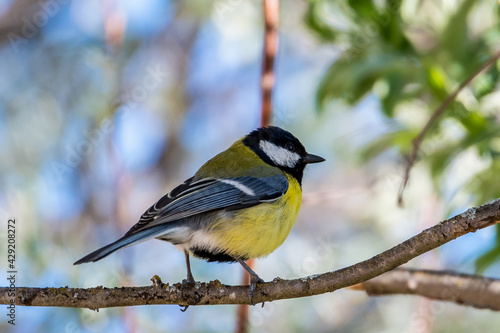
[
  {"x1": 1, "y1": 199, "x2": 499, "y2": 309},
  {"x1": 351, "y1": 268, "x2": 500, "y2": 311}
]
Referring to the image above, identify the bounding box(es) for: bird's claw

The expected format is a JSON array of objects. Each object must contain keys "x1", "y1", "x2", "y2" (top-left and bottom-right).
[
  {"x1": 180, "y1": 278, "x2": 195, "y2": 311},
  {"x1": 249, "y1": 275, "x2": 265, "y2": 306},
  {"x1": 181, "y1": 278, "x2": 195, "y2": 297}
]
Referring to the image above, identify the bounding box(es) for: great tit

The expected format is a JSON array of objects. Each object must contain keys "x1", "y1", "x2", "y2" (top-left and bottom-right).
[{"x1": 74, "y1": 126, "x2": 325, "y2": 299}]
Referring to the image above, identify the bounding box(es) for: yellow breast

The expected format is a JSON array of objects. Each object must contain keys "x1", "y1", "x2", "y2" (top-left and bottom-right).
[{"x1": 208, "y1": 173, "x2": 302, "y2": 259}]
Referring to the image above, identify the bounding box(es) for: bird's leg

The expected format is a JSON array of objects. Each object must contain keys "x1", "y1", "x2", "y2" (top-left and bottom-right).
[
  {"x1": 184, "y1": 250, "x2": 195, "y2": 283},
  {"x1": 180, "y1": 250, "x2": 195, "y2": 312},
  {"x1": 236, "y1": 258, "x2": 264, "y2": 305}
]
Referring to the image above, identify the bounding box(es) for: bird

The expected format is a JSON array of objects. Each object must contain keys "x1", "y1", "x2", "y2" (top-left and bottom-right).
[{"x1": 74, "y1": 126, "x2": 325, "y2": 302}]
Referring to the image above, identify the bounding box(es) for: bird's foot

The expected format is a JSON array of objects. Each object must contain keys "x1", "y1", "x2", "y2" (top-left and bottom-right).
[
  {"x1": 180, "y1": 278, "x2": 195, "y2": 298},
  {"x1": 180, "y1": 275, "x2": 195, "y2": 312},
  {"x1": 248, "y1": 274, "x2": 265, "y2": 306}
]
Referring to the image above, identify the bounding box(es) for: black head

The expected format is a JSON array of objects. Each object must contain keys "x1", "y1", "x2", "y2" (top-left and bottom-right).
[{"x1": 243, "y1": 126, "x2": 325, "y2": 184}]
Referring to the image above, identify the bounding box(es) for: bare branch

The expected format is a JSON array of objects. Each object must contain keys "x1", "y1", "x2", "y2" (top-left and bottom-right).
[
  {"x1": 351, "y1": 268, "x2": 500, "y2": 310},
  {"x1": 1, "y1": 199, "x2": 499, "y2": 309},
  {"x1": 398, "y1": 51, "x2": 500, "y2": 206}
]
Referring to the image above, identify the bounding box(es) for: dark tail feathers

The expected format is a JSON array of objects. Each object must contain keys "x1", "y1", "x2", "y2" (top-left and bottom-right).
[
  {"x1": 74, "y1": 225, "x2": 171, "y2": 265},
  {"x1": 74, "y1": 236, "x2": 135, "y2": 265}
]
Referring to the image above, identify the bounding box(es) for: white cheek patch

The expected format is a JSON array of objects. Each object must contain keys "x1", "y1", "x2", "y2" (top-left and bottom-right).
[{"x1": 259, "y1": 140, "x2": 301, "y2": 168}]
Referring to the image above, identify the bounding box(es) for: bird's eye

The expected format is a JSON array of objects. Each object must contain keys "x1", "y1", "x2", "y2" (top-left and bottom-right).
[{"x1": 285, "y1": 143, "x2": 295, "y2": 151}]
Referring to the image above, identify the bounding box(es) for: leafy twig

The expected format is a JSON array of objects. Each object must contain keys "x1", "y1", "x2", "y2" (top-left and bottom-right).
[{"x1": 398, "y1": 51, "x2": 500, "y2": 206}]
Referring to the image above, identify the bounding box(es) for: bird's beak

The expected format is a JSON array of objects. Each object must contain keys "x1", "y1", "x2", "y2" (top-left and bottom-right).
[{"x1": 303, "y1": 153, "x2": 325, "y2": 164}]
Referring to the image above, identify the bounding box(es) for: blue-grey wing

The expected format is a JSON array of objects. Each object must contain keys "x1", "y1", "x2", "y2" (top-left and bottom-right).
[{"x1": 124, "y1": 174, "x2": 289, "y2": 236}]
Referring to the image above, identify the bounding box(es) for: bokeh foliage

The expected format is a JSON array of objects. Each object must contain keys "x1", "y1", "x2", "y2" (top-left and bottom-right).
[{"x1": 305, "y1": 0, "x2": 500, "y2": 272}]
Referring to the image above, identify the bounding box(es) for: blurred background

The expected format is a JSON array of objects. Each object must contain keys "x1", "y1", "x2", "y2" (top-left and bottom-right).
[{"x1": 1, "y1": 0, "x2": 500, "y2": 332}]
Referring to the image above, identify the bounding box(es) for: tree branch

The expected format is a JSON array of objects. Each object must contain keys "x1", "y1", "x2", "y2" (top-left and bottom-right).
[
  {"x1": 1, "y1": 199, "x2": 499, "y2": 309},
  {"x1": 351, "y1": 268, "x2": 500, "y2": 311}
]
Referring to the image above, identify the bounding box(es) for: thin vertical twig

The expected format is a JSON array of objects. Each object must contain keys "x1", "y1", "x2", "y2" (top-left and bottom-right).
[
  {"x1": 260, "y1": 0, "x2": 279, "y2": 126},
  {"x1": 236, "y1": 1, "x2": 279, "y2": 333},
  {"x1": 102, "y1": 0, "x2": 126, "y2": 55}
]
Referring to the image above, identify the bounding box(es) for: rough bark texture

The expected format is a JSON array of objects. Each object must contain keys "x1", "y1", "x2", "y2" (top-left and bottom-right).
[
  {"x1": 1, "y1": 199, "x2": 499, "y2": 309},
  {"x1": 356, "y1": 268, "x2": 500, "y2": 311}
]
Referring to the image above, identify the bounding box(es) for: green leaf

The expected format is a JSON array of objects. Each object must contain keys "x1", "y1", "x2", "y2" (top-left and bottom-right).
[
  {"x1": 427, "y1": 65, "x2": 448, "y2": 99},
  {"x1": 360, "y1": 128, "x2": 417, "y2": 161},
  {"x1": 460, "y1": 112, "x2": 488, "y2": 136},
  {"x1": 441, "y1": 0, "x2": 477, "y2": 64},
  {"x1": 317, "y1": 52, "x2": 419, "y2": 113},
  {"x1": 380, "y1": 0, "x2": 410, "y2": 50},
  {"x1": 347, "y1": 0, "x2": 377, "y2": 20},
  {"x1": 304, "y1": 1, "x2": 338, "y2": 42},
  {"x1": 380, "y1": 73, "x2": 406, "y2": 116},
  {"x1": 473, "y1": 68, "x2": 500, "y2": 98}
]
